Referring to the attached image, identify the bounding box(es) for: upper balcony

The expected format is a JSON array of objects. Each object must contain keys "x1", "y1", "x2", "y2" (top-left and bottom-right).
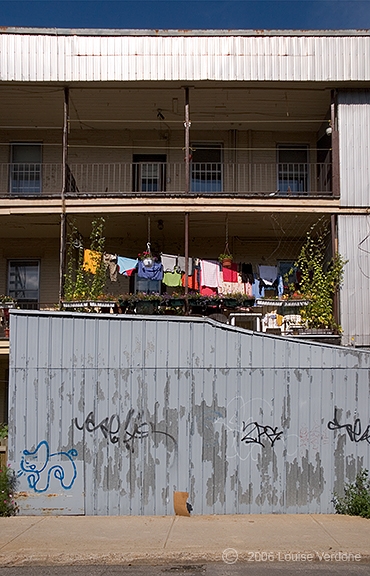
[{"x1": 0, "y1": 160, "x2": 333, "y2": 199}]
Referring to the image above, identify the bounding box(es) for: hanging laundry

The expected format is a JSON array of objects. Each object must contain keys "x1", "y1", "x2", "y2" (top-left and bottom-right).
[
  {"x1": 117, "y1": 256, "x2": 138, "y2": 276},
  {"x1": 278, "y1": 275, "x2": 284, "y2": 297},
  {"x1": 200, "y1": 286, "x2": 218, "y2": 296},
  {"x1": 200, "y1": 259, "x2": 221, "y2": 289},
  {"x1": 161, "y1": 253, "x2": 177, "y2": 271},
  {"x1": 137, "y1": 260, "x2": 164, "y2": 281},
  {"x1": 83, "y1": 249, "x2": 101, "y2": 274},
  {"x1": 252, "y1": 277, "x2": 265, "y2": 299},
  {"x1": 219, "y1": 270, "x2": 253, "y2": 296},
  {"x1": 177, "y1": 256, "x2": 191, "y2": 274},
  {"x1": 163, "y1": 270, "x2": 182, "y2": 287},
  {"x1": 258, "y1": 265, "x2": 278, "y2": 284},
  {"x1": 103, "y1": 253, "x2": 118, "y2": 282},
  {"x1": 222, "y1": 262, "x2": 238, "y2": 283},
  {"x1": 241, "y1": 263, "x2": 254, "y2": 284}
]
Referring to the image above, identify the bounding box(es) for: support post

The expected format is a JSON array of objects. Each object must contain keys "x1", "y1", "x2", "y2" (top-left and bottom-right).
[
  {"x1": 331, "y1": 90, "x2": 340, "y2": 199},
  {"x1": 59, "y1": 87, "x2": 69, "y2": 306},
  {"x1": 184, "y1": 87, "x2": 191, "y2": 312},
  {"x1": 331, "y1": 214, "x2": 339, "y2": 328}
]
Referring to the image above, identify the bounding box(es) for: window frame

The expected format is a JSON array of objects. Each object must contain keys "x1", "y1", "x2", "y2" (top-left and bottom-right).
[
  {"x1": 132, "y1": 154, "x2": 167, "y2": 193},
  {"x1": 276, "y1": 144, "x2": 309, "y2": 195},
  {"x1": 9, "y1": 142, "x2": 42, "y2": 195},
  {"x1": 191, "y1": 142, "x2": 223, "y2": 193},
  {"x1": 8, "y1": 259, "x2": 40, "y2": 309}
]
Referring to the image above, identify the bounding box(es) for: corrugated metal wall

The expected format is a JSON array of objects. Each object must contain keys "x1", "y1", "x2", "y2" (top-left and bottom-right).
[
  {"x1": 338, "y1": 90, "x2": 370, "y2": 207},
  {"x1": 8, "y1": 310, "x2": 370, "y2": 515},
  {"x1": 338, "y1": 214, "x2": 370, "y2": 347},
  {"x1": 2, "y1": 34, "x2": 370, "y2": 82}
]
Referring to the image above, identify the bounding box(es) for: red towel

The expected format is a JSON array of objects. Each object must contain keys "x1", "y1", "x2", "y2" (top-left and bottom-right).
[{"x1": 222, "y1": 263, "x2": 238, "y2": 282}]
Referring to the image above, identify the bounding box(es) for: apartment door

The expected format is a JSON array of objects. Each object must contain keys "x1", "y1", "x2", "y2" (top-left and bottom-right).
[
  {"x1": 191, "y1": 143, "x2": 222, "y2": 193},
  {"x1": 277, "y1": 145, "x2": 308, "y2": 194},
  {"x1": 10, "y1": 143, "x2": 42, "y2": 195},
  {"x1": 132, "y1": 154, "x2": 167, "y2": 192}
]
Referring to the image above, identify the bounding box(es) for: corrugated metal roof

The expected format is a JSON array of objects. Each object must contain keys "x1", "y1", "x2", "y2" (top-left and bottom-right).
[
  {"x1": 2, "y1": 33, "x2": 370, "y2": 82},
  {"x1": 2, "y1": 28, "x2": 370, "y2": 36}
]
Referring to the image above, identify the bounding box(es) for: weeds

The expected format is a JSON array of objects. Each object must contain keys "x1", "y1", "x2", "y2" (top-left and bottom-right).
[
  {"x1": 333, "y1": 469, "x2": 370, "y2": 519},
  {"x1": 0, "y1": 465, "x2": 18, "y2": 517}
]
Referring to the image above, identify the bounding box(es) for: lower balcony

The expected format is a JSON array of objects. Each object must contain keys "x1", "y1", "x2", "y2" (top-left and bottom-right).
[{"x1": 0, "y1": 162, "x2": 333, "y2": 198}]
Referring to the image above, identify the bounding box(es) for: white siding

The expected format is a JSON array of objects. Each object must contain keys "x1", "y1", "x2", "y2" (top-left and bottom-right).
[
  {"x1": 338, "y1": 91, "x2": 370, "y2": 207},
  {"x1": 2, "y1": 34, "x2": 370, "y2": 83},
  {"x1": 338, "y1": 214, "x2": 370, "y2": 346}
]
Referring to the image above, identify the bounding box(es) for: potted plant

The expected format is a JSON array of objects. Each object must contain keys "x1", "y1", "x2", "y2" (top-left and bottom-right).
[
  {"x1": 63, "y1": 217, "x2": 110, "y2": 309},
  {"x1": 292, "y1": 227, "x2": 347, "y2": 332},
  {"x1": 133, "y1": 292, "x2": 162, "y2": 315},
  {"x1": 218, "y1": 253, "x2": 233, "y2": 268},
  {"x1": 0, "y1": 295, "x2": 16, "y2": 308}
]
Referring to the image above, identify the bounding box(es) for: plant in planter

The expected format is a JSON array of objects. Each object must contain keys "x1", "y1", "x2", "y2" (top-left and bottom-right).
[
  {"x1": 218, "y1": 253, "x2": 233, "y2": 268},
  {"x1": 133, "y1": 292, "x2": 162, "y2": 314},
  {"x1": 0, "y1": 295, "x2": 16, "y2": 306},
  {"x1": 63, "y1": 217, "x2": 109, "y2": 305},
  {"x1": 293, "y1": 227, "x2": 347, "y2": 331}
]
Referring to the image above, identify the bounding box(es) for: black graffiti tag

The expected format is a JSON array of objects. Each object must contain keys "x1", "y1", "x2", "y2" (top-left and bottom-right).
[
  {"x1": 241, "y1": 421, "x2": 283, "y2": 448},
  {"x1": 327, "y1": 408, "x2": 370, "y2": 444},
  {"x1": 74, "y1": 408, "x2": 176, "y2": 453}
]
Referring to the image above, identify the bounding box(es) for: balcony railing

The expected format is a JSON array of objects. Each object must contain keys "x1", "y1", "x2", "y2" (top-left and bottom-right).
[{"x1": 0, "y1": 162, "x2": 333, "y2": 197}]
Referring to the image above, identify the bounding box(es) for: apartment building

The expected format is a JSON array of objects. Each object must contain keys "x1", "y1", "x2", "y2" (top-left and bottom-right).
[{"x1": 1, "y1": 29, "x2": 370, "y2": 422}]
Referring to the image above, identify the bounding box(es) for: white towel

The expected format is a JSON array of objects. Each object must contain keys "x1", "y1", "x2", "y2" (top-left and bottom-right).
[{"x1": 200, "y1": 259, "x2": 221, "y2": 288}]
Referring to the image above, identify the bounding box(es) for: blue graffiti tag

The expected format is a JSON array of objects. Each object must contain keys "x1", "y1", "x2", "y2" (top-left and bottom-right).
[{"x1": 18, "y1": 440, "x2": 78, "y2": 493}]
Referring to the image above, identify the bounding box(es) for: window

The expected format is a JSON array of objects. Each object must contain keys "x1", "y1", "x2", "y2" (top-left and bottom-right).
[
  {"x1": 10, "y1": 143, "x2": 42, "y2": 194},
  {"x1": 133, "y1": 154, "x2": 166, "y2": 192},
  {"x1": 277, "y1": 145, "x2": 308, "y2": 194},
  {"x1": 191, "y1": 143, "x2": 222, "y2": 193},
  {"x1": 8, "y1": 260, "x2": 40, "y2": 309}
]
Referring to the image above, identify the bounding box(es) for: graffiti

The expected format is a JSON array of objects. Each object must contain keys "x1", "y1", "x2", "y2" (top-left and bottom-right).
[
  {"x1": 328, "y1": 408, "x2": 370, "y2": 444},
  {"x1": 241, "y1": 421, "x2": 283, "y2": 448},
  {"x1": 18, "y1": 440, "x2": 77, "y2": 493},
  {"x1": 299, "y1": 424, "x2": 329, "y2": 454},
  {"x1": 74, "y1": 408, "x2": 176, "y2": 452}
]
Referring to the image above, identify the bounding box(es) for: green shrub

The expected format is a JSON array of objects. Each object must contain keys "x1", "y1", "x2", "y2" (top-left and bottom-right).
[
  {"x1": 0, "y1": 465, "x2": 18, "y2": 517},
  {"x1": 0, "y1": 423, "x2": 8, "y2": 440},
  {"x1": 333, "y1": 469, "x2": 370, "y2": 519}
]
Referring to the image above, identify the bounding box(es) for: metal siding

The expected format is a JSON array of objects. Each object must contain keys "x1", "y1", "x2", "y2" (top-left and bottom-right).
[
  {"x1": 3, "y1": 34, "x2": 370, "y2": 82},
  {"x1": 338, "y1": 90, "x2": 370, "y2": 207},
  {"x1": 8, "y1": 310, "x2": 370, "y2": 515},
  {"x1": 338, "y1": 214, "x2": 370, "y2": 347}
]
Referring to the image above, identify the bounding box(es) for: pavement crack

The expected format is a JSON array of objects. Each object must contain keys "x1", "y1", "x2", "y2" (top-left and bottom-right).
[
  {"x1": 163, "y1": 516, "x2": 176, "y2": 549},
  {"x1": 309, "y1": 514, "x2": 342, "y2": 547},
  {"x1": 0, "y1": 517, "x2": 47, "y2": 551}
]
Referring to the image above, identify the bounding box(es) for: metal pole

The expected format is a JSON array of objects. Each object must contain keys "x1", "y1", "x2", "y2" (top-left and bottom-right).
[
  {"x1": 331, "y1": 90, "x2": 340, "y2": 199},
  {"x1": 59, "y1": 87, "x2": 69, "y2": 306},
  {"x1": 184, "y1": 87, "x2": 191, "y2": 310},
  {"x1": 331, "y1": 214, "x2": 339, "y2": 329}
]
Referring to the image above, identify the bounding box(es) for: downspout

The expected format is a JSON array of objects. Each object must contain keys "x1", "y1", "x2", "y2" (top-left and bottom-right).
[{"x1": 59, "y1": 87, "x2": 69, "y2": 307}]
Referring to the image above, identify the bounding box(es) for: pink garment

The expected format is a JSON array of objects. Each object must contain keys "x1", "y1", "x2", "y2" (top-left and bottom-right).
[
  {"x1": 222, "y1": 263, "x2": 238, "y2": 283},
  {"x1": 200, "y1": 286, "x2": 218, "y2": 296},
  {"x1": 200, "y1": 259, "x2": 221, "y2": 288}
]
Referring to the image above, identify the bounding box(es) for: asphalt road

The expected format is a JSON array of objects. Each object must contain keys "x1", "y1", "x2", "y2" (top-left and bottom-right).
[{"x1": 0, "y1": 563, "x2": 370, "y2": 576}]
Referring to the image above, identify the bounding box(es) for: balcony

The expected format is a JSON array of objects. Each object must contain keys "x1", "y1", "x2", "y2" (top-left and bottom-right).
[{"x1": 0, "y1": 162, "x2": 333, "y2": 198}]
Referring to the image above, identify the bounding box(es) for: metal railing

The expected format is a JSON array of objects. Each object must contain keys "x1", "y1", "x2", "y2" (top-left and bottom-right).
[{"x1": 0, "y1": 162, "x2": 333, "y2": 197}]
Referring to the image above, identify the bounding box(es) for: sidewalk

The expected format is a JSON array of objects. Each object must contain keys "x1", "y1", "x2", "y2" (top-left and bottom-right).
[{"x1": 0, "y1": 514, "x2": 369, "y2": 566}]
